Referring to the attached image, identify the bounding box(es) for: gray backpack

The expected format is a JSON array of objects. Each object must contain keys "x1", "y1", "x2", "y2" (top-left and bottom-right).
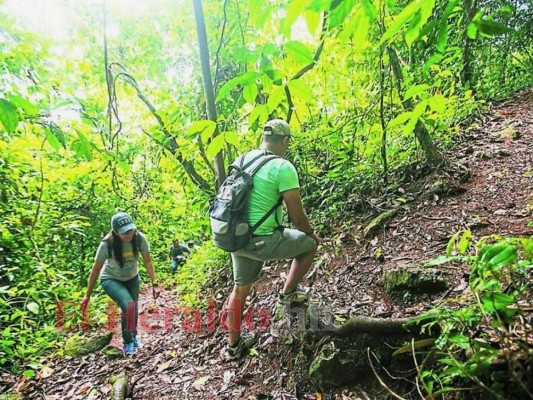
[{"x1": 208, "y1": 152, "x2": 282, "y2": 252}]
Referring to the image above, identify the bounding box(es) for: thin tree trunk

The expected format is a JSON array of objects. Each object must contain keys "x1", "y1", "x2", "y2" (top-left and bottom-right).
[
  {"x1": 462, "y1": 0, "x2": 478, "y2": 87},
  {"x1": 193, "y1": 0, "x2": 226, "y2": 188},
  {"x1": 388, "y1": 48, "x2": 449, "y2": 168}
]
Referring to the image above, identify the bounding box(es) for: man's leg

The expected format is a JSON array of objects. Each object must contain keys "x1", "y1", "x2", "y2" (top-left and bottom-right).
[
  {"x1": 225, "y1": 283, "x2": 252, "y2": 346},
  {"x1": 226, "y1": 253, "x2": 263, "y2": 347},
  {"x1": 171, "y1": 259, "x2": 177, "y2": 275},
  {"x1": 283, "y1": 242, "x2": 317, "y2": 294}
]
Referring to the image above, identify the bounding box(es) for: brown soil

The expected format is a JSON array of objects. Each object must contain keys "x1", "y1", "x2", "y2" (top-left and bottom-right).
[{"x1": 6, "y1": 89, "x2": 533, "y2": 399}]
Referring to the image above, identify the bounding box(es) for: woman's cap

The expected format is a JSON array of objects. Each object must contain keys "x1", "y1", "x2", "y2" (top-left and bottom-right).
[{"x1": 111, "y1": 212, "x2": 136, "y2": 234}]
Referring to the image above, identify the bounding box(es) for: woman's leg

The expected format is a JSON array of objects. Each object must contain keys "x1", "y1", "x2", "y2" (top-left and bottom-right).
[
  {"x1": 122, "y1": 275, "x2": 140, "y2": 337},
  {"x1": 101, "y1": 278, "x2": 136, "y2": 344}
]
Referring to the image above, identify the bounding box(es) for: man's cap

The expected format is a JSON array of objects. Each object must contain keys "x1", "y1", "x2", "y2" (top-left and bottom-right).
[
  {"x1": 111, "y1": 212, "x2": 136, "y2": 234},
  {"x1": 263, "y1": 119, "x2": 291, "y2": 137}
]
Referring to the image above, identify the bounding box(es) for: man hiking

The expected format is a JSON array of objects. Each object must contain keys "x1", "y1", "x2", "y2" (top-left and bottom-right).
[
  {"x1": 223, "y1": 119, "x2": 320, "y2": 361},
  {"x1": 169, "y1": 238, "x2": 190, "y2": 275}
]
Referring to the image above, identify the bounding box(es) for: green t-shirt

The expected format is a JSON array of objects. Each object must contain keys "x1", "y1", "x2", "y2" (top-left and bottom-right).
[
  {"x1": 238, "y1": 149, "x2": 300, "y2": 236},
  {"x1": 95, "y1": 231, "x2": 150, "y2": 281}
]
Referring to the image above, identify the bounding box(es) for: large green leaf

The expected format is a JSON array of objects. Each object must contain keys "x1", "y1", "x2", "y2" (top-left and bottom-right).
[
  {"x1": 379, "y1": 0, "x2": 422, "y2": 45},
  {"x1": 267, "y1": 86, "x2": 286, "y2": 113},
  {"x1": 308, "y1": 0, "x2": 332, "y2": 12},
  {"x1": 8, "y1": 95, "x2": 39, "y2": 116},
  {"x1": 206, "y1": 134, "x2": 225, "y2": 160},
  {"x1": 436, "y1": 23, "x2": 448, "y2": 53},
  {"x1": 188, "y1": 120, "x2": 217, "y2": 143},
  {"x1": 474, "y1": 19, "x2": 513, "y2": 36},
  {"x1": 361, "y1": 0, "x2": 377, "y2": 20},
  {"x1": 44, "y1": 127, "x2": 62, "y2": 151},
  {"x1": 0, "y1": 99, "x2": 19, "y2": 134},
  {"x1": 284, "y1": 41, "x2": 314, "y2": 64},
  {"x1": 405, "y1": 11, "x2": 422, "y2": 47},
  {"x1": 216, "y1": 72, "x2": 261, "y2": 103},
  {"x1": 404, "y1": 84, "x2": 430, "y2": 100},
  {"x1": 287, "y1": 80, "x2": 314, "y2": 104},
  {"x1": 243, "y1": 83, "x2": 259, "y2": 105},
  {"x1": 72, "y1": 130, "x2": 93, "y2": 160},
  {"x1": 329, "y1": 0, "x2": 357, "y2": 29},
  {"x1": 429, "y1": 94, "x2": 446, "y2": 113}
]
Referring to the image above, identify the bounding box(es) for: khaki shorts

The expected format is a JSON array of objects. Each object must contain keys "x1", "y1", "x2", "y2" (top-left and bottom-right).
[{"x1": 231, "y1": 228, "x2": 316, "y2": 285}]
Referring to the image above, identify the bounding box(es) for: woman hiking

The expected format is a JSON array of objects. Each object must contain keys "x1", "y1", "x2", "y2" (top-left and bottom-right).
[{"x1": 80, "y1": 212, "x2": 159, "y2": 355}]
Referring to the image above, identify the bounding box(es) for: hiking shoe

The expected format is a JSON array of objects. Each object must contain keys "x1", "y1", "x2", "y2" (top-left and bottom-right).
[
  {"x1": 123, "y1": 342, "x2": 136, "y2": 356},
  {"x1": 133, "y1": 337, "x2": 142, "y2": 350},
  {"x1": 278, "y1": 288, "x2": 310, "y2": 305},
  {"x1": 225, "y1": 332, "x2": 259, "y2": 361}
]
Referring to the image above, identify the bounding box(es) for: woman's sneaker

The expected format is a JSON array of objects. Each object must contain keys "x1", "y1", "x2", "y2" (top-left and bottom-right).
[
  {"x1": 278, "y1": 288, "x2": 310, "y2": 305},
  {"x1": 123, "y1": 342, "x2": 136, "y2": 356},
  {"x1": 133, "y1": 337, "x2": 142, "y2": 350},
  {"x1": 225, "y1": 333, "x2": 259, "y2": 361}
]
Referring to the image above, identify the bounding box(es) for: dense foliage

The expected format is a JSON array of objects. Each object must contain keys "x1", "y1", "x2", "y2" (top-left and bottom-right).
[{"x1": 0, "y1": 0, "x2": 531, "y2": 393}]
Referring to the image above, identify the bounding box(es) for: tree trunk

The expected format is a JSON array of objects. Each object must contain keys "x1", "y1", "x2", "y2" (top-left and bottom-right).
[
  {"x1": 462, "y1": 0, "x2": 478, "y2": 87},
  {"x1": 192, "y1": 0, "x2": 226, "y2": 188},
  {"x1": 388, "y1": 48, "x2": 449, "y2": 168}
]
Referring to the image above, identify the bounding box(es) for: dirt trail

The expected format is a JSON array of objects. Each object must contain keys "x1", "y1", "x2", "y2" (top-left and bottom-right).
[{"x1": 4, "y1": 89, "x2": 532, "y2": 400}]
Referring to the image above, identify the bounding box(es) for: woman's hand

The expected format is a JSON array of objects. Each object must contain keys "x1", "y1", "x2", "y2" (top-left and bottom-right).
[
  {"x1": 152, "y1": 284, "x2": 160, "y2": 300},
  {"x1": 80, "y1": 296, "x2": 89, "y2": 312}
]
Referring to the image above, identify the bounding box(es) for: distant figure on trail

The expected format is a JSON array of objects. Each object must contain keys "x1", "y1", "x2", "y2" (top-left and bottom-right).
[
  {"x1": 169, "y1": 238, "x2": 190, "y2": 275},
  {"x1": 223, "y1": 119, "x2": 321, "y2": 361},
  {"x1": 80, "y1": 212, "x2": 159, "y2": 356}
]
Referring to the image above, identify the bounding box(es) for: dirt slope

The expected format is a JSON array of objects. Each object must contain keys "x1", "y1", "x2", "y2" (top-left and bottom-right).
[{"x1": 4, "y1": 88, "x2": 532, "y2": 400}]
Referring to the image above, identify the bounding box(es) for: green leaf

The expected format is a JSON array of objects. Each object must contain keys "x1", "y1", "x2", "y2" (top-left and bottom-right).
[
  {"x1": 474, "y1": 19, "x2": 513, "y2": 36},
  {"x1": 419, "y1": 0, "x2": 435, "y2": 27},
  {"x1": 73, "y1": 130, "x2": 92, "y2": 160},
  {"x1": 0, "y1": 99, "x2": 19, "y2": 134},
  {"x1": 457, "y1": 230, "x2": 472, "y2": 254},
  {"x1": 249, "y1": 104, "x2": 269, "y2": 127},
  {"x1": 284, "y1": 41, "x2": 314, "y2": 64},
  {"x1": 44, "y1": 128, "x2": 62, "y2": 151},
  {"x1": 23, "y1": 370, "x2": 36, "y2": 378},
  {"x1": 361, "y1": 0, "x2": 377, "y2": 20},
  {"x1": 232, "y1": 46, "x2": 258, "y2": 63},
  {"x1": 329, "y1": 0, "x2": 357, "y2": 29},
  {"x1": 423, "y1": 54, "x2": 444, "y2": 75},
  {"x1": 267, "y1": 86, "x2": 286, "y2": 112},
  {"x1": 405, "y1": 11, "x2": 422, "y2": 47},
  {"x1": 308, "y1": 0, "x2": 332, "y2": 12},
  {"x1": 287, "y1": 80, "x2": 313, "y2": 103},
  {"x1": 404, "y1": 84, "x2": 430, "y2": 100},
  {"x1": 206, "y1": 134, "x2": 225, "y2": 160},
  {"x1": 224, "y1": 131, "x2": 239, "y2": 147},
  {"x1": 216, "y1": 72, "x2": 261, "y2": 103},
  {"x1": 436, "y1": 23, "x2": 448, "y2": 53},
  {"x1": 388, "y1": 111, "x2": 413, "y2": 128},
  {"x1": 428, "y1": 94, "x2": 446, "y2": 113},
  {"x1": 49, "y1": 125, "x2": 67, "y2": 149},
  {"x1": 8, "y1": 95, "x2": 39, "y2": 115},
  {"x1": 305, "y1": 10, "x2": 321, "y2": 35},
  {"x1": 379, "y1": 0, "x2": 422, "y2": 45},
  {"x1": 27, "y1": 302, "x2": 40, "y2": 314},
  {"x1": 188, "y1": 120, "x2": 217, "y2": 143},
  {"x1": 243, "y1": 83, "x2": 258, "y2": 105}
]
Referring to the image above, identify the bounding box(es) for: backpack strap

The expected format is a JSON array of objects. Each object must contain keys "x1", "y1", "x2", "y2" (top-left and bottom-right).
[{"x1": 250, "y1": 195, "x2": 283, "y2": 233}]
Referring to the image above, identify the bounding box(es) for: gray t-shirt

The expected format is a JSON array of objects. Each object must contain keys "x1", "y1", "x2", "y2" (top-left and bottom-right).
[{"x1": 95, "y1": 232, "x2": 150, "y2": 281}]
